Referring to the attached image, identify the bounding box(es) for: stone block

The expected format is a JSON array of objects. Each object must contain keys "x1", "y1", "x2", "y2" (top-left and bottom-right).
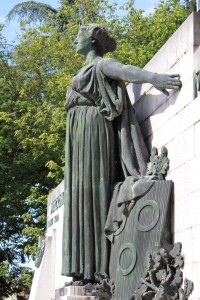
[
  {"x1": 181, "y1": 262, "x2": 199, "y2": 300},
  {"x1": 167, "y1": 77, "x2": 193, "y2": 121},
  {"x1": 192, "y1": 237, "x2": 200, "y2": 263},
  {"x1": 194, "y1": 120, "x2": 200, "y2": 156},
  {"x1": 169, "y1": 46, "x2": 194, "y2": 86},
  {"x1": 165, "y1": 126, "x2": 194, "y2": 171},
  {"x1": 157, "y1": 113, "x2": 181, "y2": 149},
  {"x1": 179, "y1": 96, "x2": 200, "y2": 133},
  {"x1": 190, "y1": 190, "x2": 200, "y2": 227},
  {"x1": 64, "y1": 286, "x2": 86, "y2": 296},
  {"x1": 59, "y1": 208, "x2": 64, "y2": 220},
  {"x1": 192, "y1": 224, "x2": 200, "y2": 239},
  {"x1": 173, "y1": 196, "x2": 192, "y2": 233},
  {"x1": 135, "y1": 77, "x2": 193, "y2": 129},
  {"x1": 134, "y1": 87, "x2": 168, "y2": 124},
  {"x1": 190, "y1": 155, "x2": 200, "y2": 192},
  {"x1": 60, "y1": 297, "x2": 95, "y2": 300},
  {"x1": 147, "y1": 100, "x2": 170, "y2": 138},
  {"x1": 173, "y1": 228, "x2": 193, "y2": 263},
  {"x1": 55, "y1": 287, "x2": 64, "y2": 297},
  {"x1": 156, "y1": 89, "x2": 200, "y2": 150},
  {"x1": 140, "y1": 79, "x2": 194, "y2": 144},
  {"x1": 167, "y1": 161, "x2": 192, "y2": 199}
]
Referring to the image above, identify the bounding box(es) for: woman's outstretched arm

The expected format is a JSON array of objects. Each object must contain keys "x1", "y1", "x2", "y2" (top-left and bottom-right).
[{"x1": 99, "y1": 58, "x2": 181, "y2": 95}]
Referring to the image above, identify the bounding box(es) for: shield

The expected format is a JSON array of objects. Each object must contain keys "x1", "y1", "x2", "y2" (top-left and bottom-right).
[{"x1": 109, "y1": 180, "x2": 172, "y2": 300}]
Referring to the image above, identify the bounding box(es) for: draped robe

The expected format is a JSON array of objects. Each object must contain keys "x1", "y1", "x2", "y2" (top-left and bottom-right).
[{"x1": 62, "y1": 58, "x2": 149, "y2": 279}]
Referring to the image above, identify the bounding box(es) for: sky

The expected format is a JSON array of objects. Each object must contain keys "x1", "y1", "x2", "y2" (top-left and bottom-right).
[{"x1": 0, "y1": 0, "x2": 159, "y2": 44}]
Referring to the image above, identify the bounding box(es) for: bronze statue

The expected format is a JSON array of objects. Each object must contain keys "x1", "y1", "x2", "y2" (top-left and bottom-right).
[{"x1": 61, "y1": 24, "x2": 181, "y2": 281}]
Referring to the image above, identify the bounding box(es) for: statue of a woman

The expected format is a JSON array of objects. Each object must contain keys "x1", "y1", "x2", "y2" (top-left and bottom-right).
[{"x1": 61, "y1": 24, "x2": 181, "y2": 281}]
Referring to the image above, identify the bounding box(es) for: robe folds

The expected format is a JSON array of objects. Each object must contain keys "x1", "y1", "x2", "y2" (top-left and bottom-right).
[{"x1": 62, "y1": 58, "x2": 149, "y2": 279}]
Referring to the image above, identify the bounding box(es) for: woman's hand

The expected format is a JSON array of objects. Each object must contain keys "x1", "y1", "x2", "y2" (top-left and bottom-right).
[{"x1": 151, "y1": 73, "x2": 182, "y2": 96}]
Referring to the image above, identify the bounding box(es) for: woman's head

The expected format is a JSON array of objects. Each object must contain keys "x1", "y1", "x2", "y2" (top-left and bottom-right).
[{"x1": 75, "y1": 24, "x2": 117, "y2": 56}]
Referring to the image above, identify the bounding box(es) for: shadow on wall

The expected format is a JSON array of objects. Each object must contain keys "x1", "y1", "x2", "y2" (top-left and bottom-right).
[{"x1": 129, "y1": 83, "x2": 181, "y2": 154}]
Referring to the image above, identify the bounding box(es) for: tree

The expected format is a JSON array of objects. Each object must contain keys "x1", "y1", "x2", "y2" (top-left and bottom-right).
[
  {"x1": 7, "y1": 1, "x2": 58, "y2": 24},
  {"x1": 110, "y1": 0, "x2": 196, "y2": 67},
  {"x1": 0, "y1": 30, "x2": 34, "y2": 299},
  {"x1": 1, "y1": 1, "x2": 114, "y2": 296}
]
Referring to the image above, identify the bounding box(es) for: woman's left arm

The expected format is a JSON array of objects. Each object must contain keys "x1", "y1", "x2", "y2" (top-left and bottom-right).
[{"x1": 99, "y1": 58, "x2": 181, "y2": 96}]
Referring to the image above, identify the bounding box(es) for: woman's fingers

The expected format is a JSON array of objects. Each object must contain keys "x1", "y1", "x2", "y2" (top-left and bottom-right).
[
  {"x1": 168, "y1": 75, "x2": 182, "y2": 85},
  {"x1": 166, "y1": 81, "x2": 182, "y2": 87},
  {"x1": 169, "y1": 74, "x2": 180, "y2": 78},
  {"x1": 154, "y1": 73, "x2": 182, "y2": 94},
  {"x1": 163, "y1": 76, "x2": 182, "y2": 88}
]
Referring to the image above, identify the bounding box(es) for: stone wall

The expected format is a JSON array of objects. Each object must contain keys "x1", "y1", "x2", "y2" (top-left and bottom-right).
[
  {"x1": 127, "y1": 12, "x2": 200, "y2": 300},
  {"x1": 29, "y1": 180, "x2": 70, "y2": 300},
  {"x1": 46, "y1": 180, "x2": 69, "y2": 289}
]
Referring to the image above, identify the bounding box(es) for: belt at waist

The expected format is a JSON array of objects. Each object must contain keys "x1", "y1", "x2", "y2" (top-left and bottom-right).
[{"x1": 66, "y1": 95, "x2": 98, "y2": 110}]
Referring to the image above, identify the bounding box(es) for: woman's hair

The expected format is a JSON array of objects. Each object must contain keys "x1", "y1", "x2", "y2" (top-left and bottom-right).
[{"x1": 80, "y1": 24, "x2": 117, "y2": 56}]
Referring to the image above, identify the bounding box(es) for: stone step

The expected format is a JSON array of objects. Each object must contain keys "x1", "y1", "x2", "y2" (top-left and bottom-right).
[
  {"x1": 60, "y1": 296, "x2": 95, "y2": 300},
  {"x1": 55, "y1": 286, "x2": 87, "y2": 297},
  {"x1": 64, "y1": 286, "x2": 87, "y2": 296},
  {"x1": 55, "y1": 287, "x2": 65, "y2": 297}
]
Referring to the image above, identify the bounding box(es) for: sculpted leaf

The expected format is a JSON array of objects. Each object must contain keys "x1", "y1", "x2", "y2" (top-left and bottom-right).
[
  {"x1": 146, "y1": 147, "x2": 169, "y2": 179},
  {"x1": 171, "y1": 255, "x2": 184, "y2": 269},
  {"x1": 169, "y1": 243, "x2": 182, "y2": 258},
  {"x1": 131, "y1": 244, "x2": 193, "y2": 300},
  {"x1": 180, "y1": 278, "x2": 194, "y2": 299},
  {"x1": 171, "y1": 269, "x2": 183, "y2": 287}
]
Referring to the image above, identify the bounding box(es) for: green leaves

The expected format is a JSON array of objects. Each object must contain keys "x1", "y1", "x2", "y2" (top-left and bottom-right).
[
  {"x1": 111, "y1": 0, "x2": 192, "y2": 68},
  {"x1": 6, "y1": 1, "x2": 58, "y2": 24}
]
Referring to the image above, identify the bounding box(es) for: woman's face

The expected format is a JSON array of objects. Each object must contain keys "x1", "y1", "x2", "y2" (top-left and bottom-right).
[{"x1": 74, "y1": 28, "x2": 93, "y2": 56}]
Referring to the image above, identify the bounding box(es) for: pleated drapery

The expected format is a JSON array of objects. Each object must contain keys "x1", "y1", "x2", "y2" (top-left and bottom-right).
[
  {"x1": 62, "y1": 58, "x2": 149, "y2": 279},
  {"x1": 62, "y1": 105, "x2": 115, "y2": 279}
]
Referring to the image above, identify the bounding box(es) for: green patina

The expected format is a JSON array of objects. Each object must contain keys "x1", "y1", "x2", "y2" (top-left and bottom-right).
[
  {"x1": 48, "y1": 214, "x2": 59, "y2": 228},
  {"x1": 50, "y1": 192, "x2": 64, "y2": 215},
  {"x1": 193, "y1": 71, "x2": 200, "y2": 99},
  {"x1": 62, "y1": 24, "x2": 181, "y2": 281},
  {"x1": 48, "y1": 218, "x2": 54, "y2": 228}
]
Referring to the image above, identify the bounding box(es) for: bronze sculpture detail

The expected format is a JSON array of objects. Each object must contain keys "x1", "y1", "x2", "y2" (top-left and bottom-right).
[{"x1": 61, "y1": 24, "x2": 181, "y2": 281}]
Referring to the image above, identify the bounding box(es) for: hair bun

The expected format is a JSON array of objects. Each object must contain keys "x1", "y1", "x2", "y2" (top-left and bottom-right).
[
  {"x1": 104, "y1": 36, "x2": 117, "y2": 54},
  {"x1": 81, "y1": 24, "x2": 117, "y2": 55}
]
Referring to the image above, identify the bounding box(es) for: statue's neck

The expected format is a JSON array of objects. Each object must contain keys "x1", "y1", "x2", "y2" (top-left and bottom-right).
[{"x1": 85, "y1": 50, "x2": 101, "y2": 64}]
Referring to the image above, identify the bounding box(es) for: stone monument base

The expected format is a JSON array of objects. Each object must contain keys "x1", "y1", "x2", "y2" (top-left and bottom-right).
[
  {"x1": 54, "y1": 286, "x2": 96, "y2": 300},
  {"x1": 109, "y1": 180, "x2": 172, "y2": 300}
]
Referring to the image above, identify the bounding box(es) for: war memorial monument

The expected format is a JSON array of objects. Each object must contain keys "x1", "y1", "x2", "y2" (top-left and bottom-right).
[{"x1": 29, "y1": 11, "x2": 200, "y2": 300}]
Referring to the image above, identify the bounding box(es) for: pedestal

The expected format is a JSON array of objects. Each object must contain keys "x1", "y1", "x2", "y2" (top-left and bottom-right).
[
  {"x1": 55, "y1": 286, "x2": 96, "y2": 300},
  {"x1": 109, "y1": 180, "x2": 172, "y2": 300}
]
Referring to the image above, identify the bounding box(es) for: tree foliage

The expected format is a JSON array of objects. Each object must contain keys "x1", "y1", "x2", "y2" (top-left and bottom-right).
[
  {"x1": 111, "y1": 0, "x2": 196, "y2": 67},
  {"x1": 7, "y1": 1, "x2": 58, "y2": 24},
  {"x1": 0, "y1": 0, "x2": 196, "y2": 297}
]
